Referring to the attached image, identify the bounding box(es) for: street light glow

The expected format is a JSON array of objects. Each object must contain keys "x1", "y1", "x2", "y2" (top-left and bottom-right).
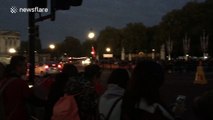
[
  {"x1": 49, "y1": 44, "x2": 55, "y2": 49},
  {"x1": 8, "y1": 48, "x2": 16, "y2": 54},
  {"x1": 88, "y1": 32, "x2": 95, "y2": 39},
  {"x1": 106, "y1": 47, "x2": 111, "y2": 52}
]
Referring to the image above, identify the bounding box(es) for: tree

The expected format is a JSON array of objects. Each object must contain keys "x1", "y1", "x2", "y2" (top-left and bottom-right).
[
  {"x1": 58, "y1": 36, "x2": 83, "y2": 57},
  {"x1": 97, "y1": 26, "x2": 123, "y2": 58},
  {"x1": 122, "y1": 23, "x2": 147, "y2": 53}
]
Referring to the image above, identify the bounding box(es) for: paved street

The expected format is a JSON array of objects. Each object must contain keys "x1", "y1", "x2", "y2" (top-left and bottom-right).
[
  {"x1": 161, "y1": 72, "x2": 213, "y2": 120},
  {"x1": 100, "y1": 70, "x2": 213, "y2": 120}
]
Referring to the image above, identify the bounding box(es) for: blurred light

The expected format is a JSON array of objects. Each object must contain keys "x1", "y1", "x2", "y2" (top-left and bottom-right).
[
  {"x1": 58, "y1": 64, "x2": 62, "y2": 68},
  {"x1": 28, "y1": 85, "x2": 33, "y2": 88},
  {"x1": 82, "y1": 58, "x2": 91, "y2": 65},
  {"x1": 8, "y1": 48, "x2": 16, "y2": 54},
  {"x1": 45, "y1": 65, "x2": 49, "y2": 69},
  {"x1": 152, "y1": 49, "x2": 155, "y2": 52},
  {"x1": 49, "y1": 44, "x2": 55, "y2": 49},
  {"x1": 106, "y1": 47, "x2": 111, "y2": 52},
  {"x1": 88, "y1": 32, "x2": 95, "y2": 39}
]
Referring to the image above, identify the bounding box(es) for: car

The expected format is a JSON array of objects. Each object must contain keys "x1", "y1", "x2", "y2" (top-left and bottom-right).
[
  {"x1": 43, "y1": 62, "x2": 62, "y2": 74},
  {"x1": 34, "y1": 62, "x2": 62, "y2": 75}
]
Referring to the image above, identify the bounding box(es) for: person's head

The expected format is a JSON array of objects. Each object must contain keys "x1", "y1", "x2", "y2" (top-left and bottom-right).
[
  {"x1": 130, "y1": 60, "x2": 164, "y2": 104},
  {"x1": 108, "y1": 68, "x2": 129, "y2": 89},
  {"x1": 8, "y1": 55, "x2": 27, "y2": 76},
  {"x1": 62, "y1": 63, "x2": 78, "y2": 77},
  {"x1": 84, "y1": 64, "x2": 101, "y2": 81},
  {"x1": 193, "y1": 90, "x2": 213, "y2": 120}
]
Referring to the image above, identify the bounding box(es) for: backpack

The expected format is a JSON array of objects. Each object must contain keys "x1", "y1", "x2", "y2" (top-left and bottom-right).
[
  {"x1": 0, "y1": 78, "x2": 16, "y2": 120},
  {"x1": 52, "y1": 76, "x2": 100, "y2": 120},
  {"x1": 51, "y1": 94, "x2": 80, "y2": 120},
  {"x1": 74, "y1": 83, "x2": 100, "y2": 120}
]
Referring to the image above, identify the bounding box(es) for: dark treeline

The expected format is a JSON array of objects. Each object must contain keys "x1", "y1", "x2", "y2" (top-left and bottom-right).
[{"x1": 20, "y1": 0, "x2": 213, "y2": 58}]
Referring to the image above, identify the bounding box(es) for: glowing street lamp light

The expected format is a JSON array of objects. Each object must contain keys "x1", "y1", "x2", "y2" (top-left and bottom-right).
[
  {"x1": 88, "y1": 32, "x2": 95, "y2": 39},
  {"x1": 106, "y1": 47, "x2": 111, "y2": 53},
  {"x1": 49, "y1": 44, "x2": 56, "y2": 61},
  {"x1": 8, "y1": 48, "x2": 16, "y2": 54},
  {"x1": 49, "y1": 44, "x2": 55, "y2": 50},
  {"x1": 88, "y1": 30, "x2": 97, "y2": 61}
]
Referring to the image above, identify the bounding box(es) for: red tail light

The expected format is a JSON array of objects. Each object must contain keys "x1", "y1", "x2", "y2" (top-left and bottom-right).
[{"x1": 58, "y1": 64, "x2": 62, "y2": 68}]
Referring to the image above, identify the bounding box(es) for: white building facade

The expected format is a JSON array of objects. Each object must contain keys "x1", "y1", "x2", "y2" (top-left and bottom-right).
[{"x1": 0, "y1": 30, "x2": 21, "y2": 55}]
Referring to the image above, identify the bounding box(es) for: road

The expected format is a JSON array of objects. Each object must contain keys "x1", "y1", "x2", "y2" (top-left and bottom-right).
[
  {"x1": 100, "y1": 70, "x2": 213, "y2": 120},
  {"x1": 161, "y1": 72, "x2": 213, "y2": 120}
]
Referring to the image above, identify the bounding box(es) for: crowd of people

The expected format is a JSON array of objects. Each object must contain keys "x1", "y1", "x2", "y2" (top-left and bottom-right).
[{"x1": 0, "y1": 55, "x2": 213, "y2": 120}]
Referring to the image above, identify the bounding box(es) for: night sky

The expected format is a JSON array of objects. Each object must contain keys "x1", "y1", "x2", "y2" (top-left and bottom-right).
[{"x1": 0, "y1": 0, "x2": 201, "y2": 48}]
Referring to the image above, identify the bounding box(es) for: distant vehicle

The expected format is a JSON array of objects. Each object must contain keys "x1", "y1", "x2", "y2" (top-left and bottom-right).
[
  {"x1": 60, "y1": 57, "x2": 91, "y2": 72},
  {"x1": 62, "y1": 57, "x2": 91, "y2": 66},
  {"x1": 45, "y1": 61, "x2": 63, "y2": 74},
  {"x1": 35, "y1": 62, "x2": 62, "y2": 75}
]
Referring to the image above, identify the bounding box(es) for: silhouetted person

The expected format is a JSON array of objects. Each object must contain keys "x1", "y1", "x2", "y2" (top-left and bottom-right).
[
  {"x1": 99, "y1": 68, "x2": 130, "y2": 120},
  {"x1": 45, "y1": 63, "x2": 79, "y2": 120},
  {"x1": 0, "y1": 55, "x2": 44, "y2": 120},
  {"x1": 84, "y1": 64, "x2": 105, "y2": 96},
  {"x1": 121, "y1": 60, "x2": 175, "y2": 120}
]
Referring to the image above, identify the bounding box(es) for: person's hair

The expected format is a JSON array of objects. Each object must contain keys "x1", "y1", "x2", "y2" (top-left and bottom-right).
[
  {"x1": 131, "y1": 60, "x2": 164, "y2": 104},
  {"x1": 5, "y1": 55, "x2": 26, "y2": 76},
  {"x1": 107, "y1": 68, "x2": 129, "y2": 89},
  {"x1": 10, "y1": 55, "x2": 26, "y2": 67},
  {"x1": 121, "y1": 60, "x2": 165, "y2": 117},
  {"x1": 84, "y1": 64, "x2": 101, "y2": 80},
  {"x1": 62, "y1": 63, "x2": 78, "y2": 77},
  {"x1": 193, "y1": 90, "x2": 213, "y2": 120}
]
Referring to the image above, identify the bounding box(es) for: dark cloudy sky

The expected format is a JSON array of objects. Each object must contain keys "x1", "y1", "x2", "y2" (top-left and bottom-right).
[{"x1": 0, "y1": 0, "x2": 202, "y2": 48}]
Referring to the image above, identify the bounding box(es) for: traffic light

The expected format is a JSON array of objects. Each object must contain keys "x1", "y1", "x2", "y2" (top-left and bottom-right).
[
  {"x1": 33, "y1": 0, "x2": 47, "y2": 8},
  {"x1": 52, "y1": 0, "x2": 83, "y2": 10}
]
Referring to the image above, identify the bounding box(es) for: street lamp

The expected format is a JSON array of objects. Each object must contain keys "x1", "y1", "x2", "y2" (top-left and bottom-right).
[
  {"x1": 106, "y1": 47, "x2": 111, "y2": 53},
  {"x1": 88, "y1": 31, "x2": 95, "y2": 39},
  {"x1": 49, "y1": 44, "x2": 56, "y2": 61},
  {"x1": 88, "y1": 30, "x2": 96, "y2": 61},
  {"x1": 8, "y1": 48, "x2": 16, "y2": 54},
  {"x1": 152, "y1": 49, "x2": 155, "y2": 60},
  {"x1": 49, "y1": 44, "x2": 55, "y2": 50}
]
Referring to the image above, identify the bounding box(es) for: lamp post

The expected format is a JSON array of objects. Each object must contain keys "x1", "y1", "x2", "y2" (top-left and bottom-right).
[
  {"x1": 49, "y1": 44, "x2": 56, "y2": 61},
  {"x1": 105, "y1": 47, "x2": 112, "y2": 69},
  {"x1": 152, "y1": 48, "x2": 155, "y2": 60},
  {"x1": 88, "y1": 30, "x2": 96, "y2": 61}
]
